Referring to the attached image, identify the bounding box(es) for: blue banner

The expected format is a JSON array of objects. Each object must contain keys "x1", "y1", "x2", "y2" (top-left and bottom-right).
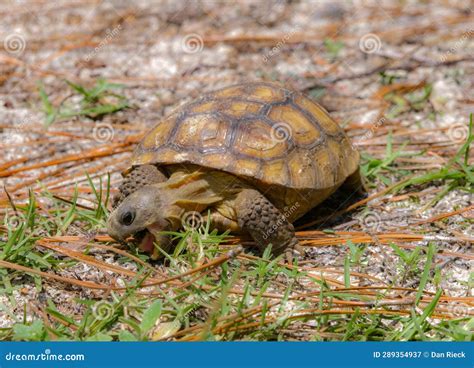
[{"x1": 0, "y1": 342, "x2": 472, "y2": 368}]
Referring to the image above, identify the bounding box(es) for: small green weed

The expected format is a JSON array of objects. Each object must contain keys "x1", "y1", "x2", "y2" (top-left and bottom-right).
[{"x1": 39, "y1": 79, "x2": 130, "y2": 127}]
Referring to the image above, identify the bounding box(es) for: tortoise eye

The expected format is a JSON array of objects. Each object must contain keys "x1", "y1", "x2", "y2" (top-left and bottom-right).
[{"x1": 120, "y1": 210, "x2": 135, "y2": 226}]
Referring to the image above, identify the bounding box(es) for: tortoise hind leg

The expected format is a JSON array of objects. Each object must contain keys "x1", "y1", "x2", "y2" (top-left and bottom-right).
[
  {"x1": 235, "y1": 189, "x2": 303, "y2": 261},
  {"x1": 112, "y1": 164, "x2": 167, "y2": 208}
]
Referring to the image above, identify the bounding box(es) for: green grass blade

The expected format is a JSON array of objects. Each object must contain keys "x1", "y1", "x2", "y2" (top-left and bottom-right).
[{"x1": 415, "y1": 243, "x2": 436, "y2": 305}]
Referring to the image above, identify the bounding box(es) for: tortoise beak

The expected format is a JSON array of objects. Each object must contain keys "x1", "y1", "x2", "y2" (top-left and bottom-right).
[{"x1": 106, "y1": 213, "x2": 128, "y2": 242}]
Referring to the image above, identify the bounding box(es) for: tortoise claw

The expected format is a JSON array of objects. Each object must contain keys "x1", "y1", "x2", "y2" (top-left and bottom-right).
[{"x1": 284, "y1": 243, "x2": 304, "y2": 264}]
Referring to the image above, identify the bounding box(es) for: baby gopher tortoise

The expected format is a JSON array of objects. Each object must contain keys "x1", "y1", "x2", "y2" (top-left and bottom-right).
[{"x1": 107, "y1": 82, "x2": 361, "y2": 260}]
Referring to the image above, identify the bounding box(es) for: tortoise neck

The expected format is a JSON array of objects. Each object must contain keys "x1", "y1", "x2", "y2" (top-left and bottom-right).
[{"x1": 158, "y1": 170, "x2": 223, "y2": 229}]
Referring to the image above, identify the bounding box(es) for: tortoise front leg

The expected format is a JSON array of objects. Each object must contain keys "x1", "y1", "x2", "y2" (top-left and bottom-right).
[
  {"x1": 236, "y1": 189, "x2": 303, "y2": 261},
  {"x1": 112, "y1": 164, "x2": 167, "y2": 208}
]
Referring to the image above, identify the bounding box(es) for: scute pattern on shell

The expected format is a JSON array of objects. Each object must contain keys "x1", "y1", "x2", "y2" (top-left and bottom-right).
[{"x1": 132, "y1": 82, "x2": 359, "y2": 189}]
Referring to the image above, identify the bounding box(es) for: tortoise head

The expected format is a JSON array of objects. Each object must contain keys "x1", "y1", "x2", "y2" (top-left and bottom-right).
[{"x1": 107, "y1": 185, "x2": 171, "y2": 254}]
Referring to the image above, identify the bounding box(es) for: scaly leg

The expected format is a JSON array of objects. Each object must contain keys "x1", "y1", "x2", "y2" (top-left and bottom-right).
[{"x1": 235, "y1": 189, "x2": 303, "y2": 261}]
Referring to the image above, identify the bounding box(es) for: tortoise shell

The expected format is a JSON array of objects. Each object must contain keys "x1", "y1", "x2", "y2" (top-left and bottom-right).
[{"x1": 132, "y1": 82, "x2": 359, "y2": 192}]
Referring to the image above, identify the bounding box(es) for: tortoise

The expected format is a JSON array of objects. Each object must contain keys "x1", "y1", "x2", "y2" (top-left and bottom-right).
[{"x1": 107, "y1": 82, "x2": 361, "y2": 260}]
